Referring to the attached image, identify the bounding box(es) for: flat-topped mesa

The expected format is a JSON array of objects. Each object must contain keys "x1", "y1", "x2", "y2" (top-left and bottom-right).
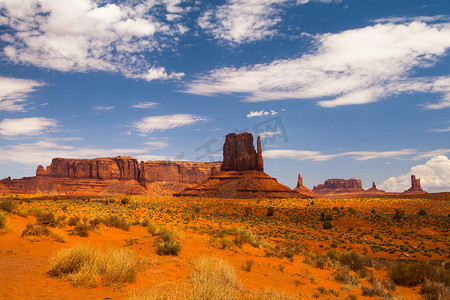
[
  {"x1": 36, "y1": 156, "x2": 140, "y2": 180},
  {"x1": 404, "y1": 175, "x2": 427, "y2": 194},
  {"x1": 313, "y1": 178, "x2": 364, "y2": 194},
  {"x1": 221, "y1": 132, "x2": 264, "y2": 172}
]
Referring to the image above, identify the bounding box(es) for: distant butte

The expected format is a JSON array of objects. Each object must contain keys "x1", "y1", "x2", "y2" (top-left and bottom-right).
[
  {"x1": 313, "y1": 178, "x2": 364, "y2": 195},
  {"x1": 403, "y1": 175, "x2": 427, "y2": 194},
  {"x1": 293, "y1": 174, "x2": 318, "y2": 198},
  {"x1": 177, "y1": 132, "x2": 314, "y2": 199}
]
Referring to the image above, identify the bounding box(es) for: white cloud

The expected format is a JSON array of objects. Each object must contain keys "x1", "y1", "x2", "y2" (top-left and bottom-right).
[
  {"x1": 0, "y1": 77, "x2": 43, "y2": 111},
  {"x1": 198, "y1": 0, "x2": 338, "y2": 44},
  {"x1": 131, "y1": 101, "x2": 158, "y2": 109},
  {"x1": 0, "y1": 138, "x2": 167, "y2": 166},
  {"x1": 380, "y1": 156, "x2": 450, "y2": 192},
  {"x1": 144, "y1": 139, "x2": 168, "y2": 149},
  {"x1": 186, "y1": 21, "x2": 450, "y2": 109},
  {"x1": 373, "y1": 15, "x2": 450, "y2": 24},
  {"x1": 130, "y1": 67, "x2": 184, "y2": 81},
  {"x1": 93, "y1": 106, "x2": 114, "y2": 110},
  {"x1": 246, "y1": 110, "x2": 278, "y2": 118},
  {"x1": 0, "y1": 117, "x2": 57, "y2": 136},
  {"x1": 259, "y1": 131, "x2": 282, "y2": 138},
  {"x1": 263, "y1": 148, "x2": 416, "y2": 161},
  {"x1": 134, "y1": 114, "x2": 207, "y2": 133},
  {"x1": 0, "y1": 0, "x2": 188, "y2": 80}
]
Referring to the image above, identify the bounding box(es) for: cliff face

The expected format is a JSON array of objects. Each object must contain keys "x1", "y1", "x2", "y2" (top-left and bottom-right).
[
  {"x1": 37, "y1": 156, "x2": 140, "y2": 180},
  {"x1": 313, "y1": 178, "x2": 364, "y2": 194},
  {"x1": 221, "y1": 132, "x2": 264, "y2": 172},
  {"x1": 36, "y1": 157, "x2": 221, "y2": 185}
]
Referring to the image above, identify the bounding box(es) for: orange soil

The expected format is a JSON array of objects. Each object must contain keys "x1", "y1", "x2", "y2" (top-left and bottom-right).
[{"x1": 1, "y1": 194, "x2": 449, "y2": 299}]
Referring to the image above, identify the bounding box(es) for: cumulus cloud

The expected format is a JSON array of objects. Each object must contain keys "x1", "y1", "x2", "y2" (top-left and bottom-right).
[
  {"x1": 0, "y1": 138, "x2": 167, "y2": 166},
  {"x1": 186, "y1": 21, "x2": 450, "y2": 109},
  {"x1": 198, "y1": 0, "x2": 338, "y2": 44},
  {"x1": 263, "y1": 148, "x2": 416, "y2": 161},
  {"x1": 134, "y1": 114, "x2": 207, "y2": 133},
  {"x1": 131, "y1": 101, "x2": 158, "y2": 109},
  {"x1": 130, "y1": 67, "x2": 184, "y2": 81},
  {"x1": 246, "y1": 110, "x2": 278, "y2": 118},
  {"x1": 0, "y1": 77, "x2": 43, "y2": 111},
  {"x1": 0, "y1": 117, "x2": 57, "y2": 136},
  {"x1": 380, "y1": 156, "x2": 450, "y2": 192},
  {"x1": 0, "y1": 0, "x2": 187, "y2": 80}
]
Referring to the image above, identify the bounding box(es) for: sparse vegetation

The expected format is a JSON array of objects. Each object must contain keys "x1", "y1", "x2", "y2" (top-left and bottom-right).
[
  {"x1": 0, "y1": 211, "x2": 8, "y2": 232},
  {"x1": 48, "y1": 244, "x2": 144, "y2": 287},
  {"x1": 154, "y1": 226, "x2": 181, "y2": 256}
]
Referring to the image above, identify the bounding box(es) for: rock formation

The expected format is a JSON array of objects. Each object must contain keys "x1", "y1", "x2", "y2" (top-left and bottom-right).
[
  {"x1": 404, "y1": 175, "x2": 427, "y2": 194},
  {"x1": 365, "y1": 181, "x2": 386, "y2": 195},
  {"x1": 293, "y1": 174, "x2": 318, "y2": 198},
  {"x1": 177, "y1": 132, "x2": 313, "y2": 199},
  {"x1": 221, "y1": 132, "x2": 264, "y2": 171},
  {"x1": 0, "y1": 157, "x2": 221, "y2": 196},
  {"x1": 313, "y1": 178, "x2": 365, "y2": 195}
]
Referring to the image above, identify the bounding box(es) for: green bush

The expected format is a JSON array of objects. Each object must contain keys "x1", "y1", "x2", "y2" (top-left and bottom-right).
[{"x1": 267, "y1": 206, "x2": 275, "y2": 217}]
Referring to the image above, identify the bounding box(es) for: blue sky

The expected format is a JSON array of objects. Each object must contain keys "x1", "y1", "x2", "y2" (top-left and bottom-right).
[{"x1": 0, "y1": 0, "x2": 449, "y2": 192}]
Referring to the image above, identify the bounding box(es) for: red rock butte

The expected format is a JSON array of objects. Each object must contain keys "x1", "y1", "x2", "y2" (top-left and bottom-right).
[
  {"x1": 404, "y1": 175, "x2": 427, "y2": 194},
  {"x1": 177, "y1": 132, "x2": 314, "y2": 199},
  {"x1": 313, "y1": 178, "x2": 365, "y2": 195}
]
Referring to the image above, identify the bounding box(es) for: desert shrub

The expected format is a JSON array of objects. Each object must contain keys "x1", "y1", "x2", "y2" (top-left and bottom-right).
[
  {"x1": 155, "y1": 226, "x2": 181, "y2": 256},
  {"x1": 146, "y1": 223, "x2": 159, "y2": 235},
  {"x1": 304, "y1": 252, "x2": 336, "y2": 269},
  {"x1": 51, "y1": 228, "x2": 67, "y2": 243},
  {"x1": 421, "y1": 279, "x2": 450, "y2": 300},
  {"x1": 189, "y1": 257, "x2": 241, "y2": 300},
  {"x1": 89, "y1": 217, "x2": 101, "y2": 230},
  {"x1": 267, "y1": 206, "x2": 275, "y2": 217},
  {"x1": 241, "y1": 259, "x2": 254, "y2": 272},
  {"x1": 362, "y1": 277, "x2": 389, "y2": 297},
  {"x1": 216, "y1": 228, "x2": 262, "y2": 248},
  {"x1": 21, "y1": 224, "x2": 50, "y2": 237},
  {"x1": 418, "y1": 209, "x2": 427, "y2": 216},
  {"x1": 320, "y1": 211, "x2": 333, "y2": 221},
  {"x1": 0, "y1": 211, "x2": 8, "y2": 231},
  {"x1": 338, "y1": 251, "x2": 372, "y2": 274},
  {"x1": 68, "y1": 216, "x2": 80, "y2": 226},
  {"x1": 347, "y1": 207, "x2": 356, "y2": 214},
  {"x1": 393, "y1": 209, "x2": 405, "y2": 222},
  {"x1": 36, "y1": 212, "x2": 59, "y2": 227},
  {"x1": 322, "y1": 220, "x2": 333, "y2": 229},
  {"x1": 71, "y1": 223, "x2": 89, "y2": 237},
  {"x1": 244, "y1": 207, "x2": 252, "y2": 216},
  {"x1": 0, "y1": 200, "x2": 16, "y2": 212},
  {"x1": 48, "y1": 244, "x2": 144, "y2": 287},
  {"x1": 389, "y1": 262, "x2": 450, "y2": 287},
  {"x1": 120, "y1": 197, "x2": 130, "y2": 205},
  {"x1": 102, "y1": 215, "x2": 130, "y2": 231},
  {"x1": 334, "y1": 267, "x2": 359, "y2": 286}
]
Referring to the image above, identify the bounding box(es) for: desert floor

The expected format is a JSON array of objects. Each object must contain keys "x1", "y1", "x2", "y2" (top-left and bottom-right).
[{"x1": 0, "y1": 193, "x2": 449, "y2": 299}]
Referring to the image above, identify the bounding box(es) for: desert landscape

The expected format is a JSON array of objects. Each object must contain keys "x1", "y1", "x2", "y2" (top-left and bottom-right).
[
  {"x1": 1, "y1": 1, "x2": 450, "y2": 299},
  {"x1": 1, "y1": 133, "x2": 448, "y2": 299}
]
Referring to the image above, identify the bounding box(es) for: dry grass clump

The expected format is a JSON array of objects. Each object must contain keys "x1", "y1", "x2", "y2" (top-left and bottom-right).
[
  {"x1": 421, "y1": 279, "x2": 450, "y2": 300},
  {"x1": 334, "y1": 267, "x2": 359, "y2": 286},
  {"x1": 48, "y1": 244, "x2": 145, "y2": 287},
  {"x1": 51, "y1": 228, "x2": 67, "y2": 243},
  {"x1": 102, "y1": 215, "x2": 130, "y2": 231},
  {"x1": 0, "y1": 200, "x2": 16, "y2": 212},
  {"x1": 188, "y1": 257, "x2": 241, "y2": 300},
  {"x1": 216, "y1": 227, "x2": 262, "y2": 248},
  {"x1": 155, "y1": 226, "x2": 181, "y2": 256},
  {"x1": 389, "y1": 261, "x2": 450, "y2": 287},
  {"x1": 21, "y1": 224, "x2": 50, "y2": 237},
  {"x1": 0, "y1": 211, "x2": 9, "y2": 233}
]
